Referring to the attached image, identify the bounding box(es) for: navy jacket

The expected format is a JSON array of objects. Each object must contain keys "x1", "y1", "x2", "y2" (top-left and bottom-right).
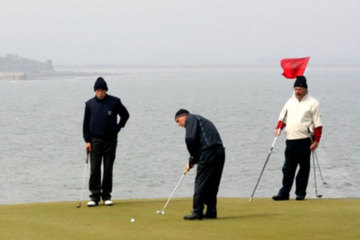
[
  {"x1": 185, "y1": 114, "x2": 223, "y2": 164},
  {"x1": 83, "y1": 94, "x2": 129, "y2": 142}
]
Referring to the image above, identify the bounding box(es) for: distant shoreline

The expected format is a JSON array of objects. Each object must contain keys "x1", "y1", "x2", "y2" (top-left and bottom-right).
[
  {"x1": 2, "y1": 64, "x2": 360, "y2": 80},
  {"x1": 56, "y1": 64, "x2": 360, "y2": 69},
  {"x1": 54, "y1": 64, "x2": 360, "y2": 75}
]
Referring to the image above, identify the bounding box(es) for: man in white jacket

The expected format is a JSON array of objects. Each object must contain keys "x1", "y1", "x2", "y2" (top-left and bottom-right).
[{"x1": 273, "y1": 76, "x2": 323, "y2": 201}]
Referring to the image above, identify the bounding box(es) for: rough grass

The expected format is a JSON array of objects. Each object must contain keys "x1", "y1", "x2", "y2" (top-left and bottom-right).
[{"x1": 0, "y1": 198, "x2": 359, "y2": 240}]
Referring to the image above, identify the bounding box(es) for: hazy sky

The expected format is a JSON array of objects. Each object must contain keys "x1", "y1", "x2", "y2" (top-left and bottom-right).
[{"x1": 1, "y1": 0, "x2": 359, "y2": 65}]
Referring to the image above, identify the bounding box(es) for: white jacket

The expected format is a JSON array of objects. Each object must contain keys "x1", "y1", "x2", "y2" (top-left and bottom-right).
[{"x1": 279, "y1": 93, "x2": 323, "y2": 140}]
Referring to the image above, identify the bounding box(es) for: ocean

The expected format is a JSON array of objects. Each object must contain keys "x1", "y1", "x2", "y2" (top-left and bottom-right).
[{"x1": 0, "y1": 66, "x2": 359, "y2": 204}]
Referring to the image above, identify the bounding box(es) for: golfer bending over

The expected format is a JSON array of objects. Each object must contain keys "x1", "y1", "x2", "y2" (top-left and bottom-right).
[
  {"x1": 175, "y1": 109, "x2": 225, "y2": 220},
  {"x1": 83, "y1": 77, "x2": 129, "y2": 207},
  {"x1": 273, "y1": 76, "x2": 323, "y2": 201}
]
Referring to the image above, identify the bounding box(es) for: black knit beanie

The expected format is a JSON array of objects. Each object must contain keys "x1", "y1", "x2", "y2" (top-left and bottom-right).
[
  {"x1": 94, "y1": 77, "x2": 108, "y2": 91},
  {"x1": 294, "y1": 76, "x2": 308, "y2": 89},
  {"x1": 175, "y1": 109, "x2": 190, "y2": 119}
]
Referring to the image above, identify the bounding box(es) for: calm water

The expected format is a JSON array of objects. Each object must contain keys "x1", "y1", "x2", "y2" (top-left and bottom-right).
[{"x1": 0, "y1": 66, "x2": 359, "y2": 204}]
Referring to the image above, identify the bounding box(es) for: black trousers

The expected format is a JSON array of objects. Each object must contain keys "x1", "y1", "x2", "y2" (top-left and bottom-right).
[
  {"x1": 193, "y1": 146, "x2": 225, "y2": 215},
  {"x1": 279, "y1": 138, "x2": 311, "y2": 198},
  {"x1": 89, "y1": 136, "x2": 117, "y2": 202}
]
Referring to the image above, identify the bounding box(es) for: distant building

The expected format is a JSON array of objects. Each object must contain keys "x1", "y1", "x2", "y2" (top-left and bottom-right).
[
  {"x1": 0, "y1": 72, "x2": 27, "y2": 80},
  {"x1": 0, "y1": 54, "x2": 55, "y2": 80}
]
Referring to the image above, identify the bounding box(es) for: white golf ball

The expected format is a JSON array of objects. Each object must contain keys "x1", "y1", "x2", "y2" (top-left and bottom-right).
[{"x1": 130, "y1": 218, "x2": 135, "y2": 223}]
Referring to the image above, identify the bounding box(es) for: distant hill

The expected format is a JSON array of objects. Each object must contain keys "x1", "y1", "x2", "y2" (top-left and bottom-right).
[{"x1": 0, "y1": 54, "x2": 55, "y2": 74}]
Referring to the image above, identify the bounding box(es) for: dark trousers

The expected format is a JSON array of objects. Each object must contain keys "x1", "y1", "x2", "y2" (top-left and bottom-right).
[
  {"x1": 279, "y1": 138, "x2": 311, "y2": 198},
  {"x1": 193, "y1": 146, "x2": 225, "y2": 215},
  {"x1": 89, "y1": 136, "x2": 117, "y2": 202}
]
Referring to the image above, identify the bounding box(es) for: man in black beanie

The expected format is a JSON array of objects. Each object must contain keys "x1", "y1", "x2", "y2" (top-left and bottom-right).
[
  {"x1": 83, "y1": 77, "x2": 129, "y2": 206},
  {"x1": 175, "y1": 109, "x2": 225, "y2": 220},
  {"x1": 293, "y1": 75, "x2": 308, "y2": 89},
  {"x1": 272, "y1": 75, "x2": 323, "y2": 201}
]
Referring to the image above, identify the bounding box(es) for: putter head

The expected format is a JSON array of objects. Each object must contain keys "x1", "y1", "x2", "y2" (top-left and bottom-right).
[
  {"x1": 156, "y1": 210, "x2": 165, "y2": 215},
  {"x1": 248, "y1": 197, "x2": 253, "y2": 202},
  {"x1": 317, "y1": 194, "x2": 323, "y2": 198}
]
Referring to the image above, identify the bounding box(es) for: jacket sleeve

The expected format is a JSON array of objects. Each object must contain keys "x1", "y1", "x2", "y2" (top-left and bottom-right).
[
  {"x1": 185, "y1": 116, "x2": 200, "y2": 161},
  {"x1": 83, "y1": 104, "x2": 91, "y2": 142},
  {"x1": 312, "y1": 101, "x2": 323, "y2": 142},
  {"x1": 312, "y1": 101, "x2": 323, "y2": 128},
  {"x1": 278, "y1": 102, "x2": 289, "y2": 123},
  {"x1": 117, "y1": 99, "x2": 130, "y2": 130}
]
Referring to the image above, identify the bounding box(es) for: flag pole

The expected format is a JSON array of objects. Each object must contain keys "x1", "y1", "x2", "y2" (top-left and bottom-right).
[{"x1": 249, "y1": 110, "x2": 287, "y2": 202}]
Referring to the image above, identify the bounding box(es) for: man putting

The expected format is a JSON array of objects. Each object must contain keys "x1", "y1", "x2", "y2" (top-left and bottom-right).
[
  {"x1": 175, "y1": 109, "x2": 225, "y2": 220},
  {"x1": 273, "y1": 76, "x2": 323, "y2": 201},
  {"x1": 83, "y1": 77, "x2": 129, "y2": 207}
]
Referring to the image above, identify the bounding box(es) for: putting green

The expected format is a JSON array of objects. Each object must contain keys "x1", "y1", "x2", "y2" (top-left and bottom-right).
[{"x1": 0, "y1": 198, "x2": 359, "y2": 240}]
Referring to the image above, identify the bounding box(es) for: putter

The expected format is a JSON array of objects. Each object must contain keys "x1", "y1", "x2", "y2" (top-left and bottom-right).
[
  {"x1": 314, "y1": 151, "x2": 327, "y2": 185},
  {"x1": 249, "y1": 110, "x2": 287, "y2": 202},
  {"x1": 307, "y1": 128, "x2": 323, "y2": 198},
  {"x1": 312, "y1": 151, "x2": 322, "y2": 198},
  {"x1": 76, "y1": 153, "x2": 90, "y2": 208},
  {"x1": 156, "y1": 171, "x2": 187, "y2": 215}
]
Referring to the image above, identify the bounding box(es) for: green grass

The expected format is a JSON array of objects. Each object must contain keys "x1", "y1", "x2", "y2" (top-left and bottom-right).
[{"x1": 0, "y1": 198, "x2": 359, "y2": 240}]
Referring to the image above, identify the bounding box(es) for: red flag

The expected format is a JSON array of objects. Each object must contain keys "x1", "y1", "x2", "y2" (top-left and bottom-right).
[{"x1": 280, "y1": 57, "x2": 310, "y2": 79}]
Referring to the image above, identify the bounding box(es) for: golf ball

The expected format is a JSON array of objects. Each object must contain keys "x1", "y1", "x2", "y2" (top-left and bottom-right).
[{"x1": 130, "y1": 218, "x2": 135, "y2": 223}]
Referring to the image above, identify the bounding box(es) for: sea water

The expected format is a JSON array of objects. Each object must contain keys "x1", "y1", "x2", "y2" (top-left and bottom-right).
[{"x1": 0, "y1": 66, "x2": 359, "y2": 204}]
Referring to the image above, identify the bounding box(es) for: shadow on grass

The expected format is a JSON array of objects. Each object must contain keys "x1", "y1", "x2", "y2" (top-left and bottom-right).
[{"x1": 217, "y1": 213, "x2": 279, "y2": 221}]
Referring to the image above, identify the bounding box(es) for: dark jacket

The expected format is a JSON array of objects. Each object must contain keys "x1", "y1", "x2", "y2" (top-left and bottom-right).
[
  {"x1": 83, "y1": 94, "x2": 129, "y2": 142},
  {"x1": 185, "y1": 114, "x2": 223, "y2": 164}
]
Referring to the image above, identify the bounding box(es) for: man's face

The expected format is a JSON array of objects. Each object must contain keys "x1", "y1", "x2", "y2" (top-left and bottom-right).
[
  {"x1": 294, "y1": 87, "x2": 307, "y2": 101},
  {"x1": 95, "y1": 89, "x2": 107, "y2": 100},
  {"x1": 175, "y1": 115, "x2": 187, "y2": 128}
]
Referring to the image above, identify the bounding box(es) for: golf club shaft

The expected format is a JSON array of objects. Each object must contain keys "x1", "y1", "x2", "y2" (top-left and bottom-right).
[
  {"x1": 77, "y1": 153, "x2": 89, "y2": 207},
  {"x1": 312, "y1": 151, "x2": 320, "y2": 197},
  {"x1": 161, "y1": 172, "x2": 186, "y2": 211},
  {"x1": 308, "y1": 127, "x2": 323, "y2": 197},
  {"x1": 314, "y1": 151, "x2": 326, "y2": 184}
]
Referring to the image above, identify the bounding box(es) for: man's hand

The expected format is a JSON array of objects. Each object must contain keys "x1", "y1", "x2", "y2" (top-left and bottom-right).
[
  {"x1": 310, "y1": 141, "x2": 319, "y2": 151},
  {"x1": 274, "y1": 128, "x2": 281, "y2": 136},
  {"x1": 185, "y1": 162, "x2": 194, "y2": 173},
  {"x1": 86, "y1": 142, "x2": 91, "y2": 153}
]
